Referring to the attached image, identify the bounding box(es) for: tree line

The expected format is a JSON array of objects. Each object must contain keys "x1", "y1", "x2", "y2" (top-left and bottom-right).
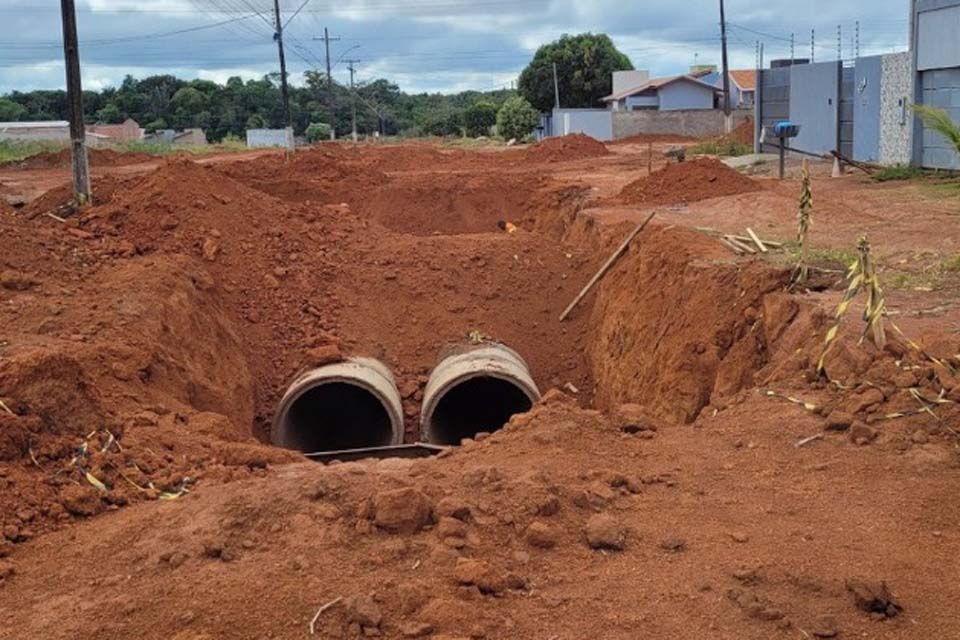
[{"x1": 0, "y1": 33, "x2": 633, "y2": 142}]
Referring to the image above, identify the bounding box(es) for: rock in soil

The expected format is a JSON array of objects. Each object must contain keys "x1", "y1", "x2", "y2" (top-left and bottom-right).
[
  {"x1": 846, "y1": 580, "x2": 902, "y2": 618},
  {"x1": 452, "y1": 558, "x2": 508, "y2": 595},
  {"x1": 585, "y1": 513, "x2": 626, "y2": 551},
  {"x1": 373, "y1": 488, "x2": 432, "y2": 534}
]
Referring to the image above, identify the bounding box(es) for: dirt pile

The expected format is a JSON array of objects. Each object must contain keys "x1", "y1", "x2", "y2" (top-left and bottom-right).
[
  {"x1": 722, "y1": 117, "x2": 755, "y2": 147},
  {"x1": 526, "y1": 133, "x2": 610, "y2": 163},
  {"x1": 215, "y1": 147, "x2": 390, "y2": 204},
  {"x1": 3, "y1": 389, "x2": 958, "y2": 639},
  {"x1": 5, "y1": 147, "x2": 155, "y2": 170},
  {"x1": 357, "y1": 172, "x2": 551, "y2": 235},
  {"x1": 618, "y1": 157, "x2": 762, "y2": 206}
]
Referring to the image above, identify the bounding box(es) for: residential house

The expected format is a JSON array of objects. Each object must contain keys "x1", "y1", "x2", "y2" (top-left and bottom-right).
[
  {"x1": 728, "y1": 70, "x2": 756, "y2": 107},
  {"x1": 144, "y1": 127, "x2": 208, "y2": 146},
  {"x1": 0, "y1": 121, "x2": 70, "y2": 142},
  {"x1": 603, "y1": 74, "x2": 720, "y2": 111},
  {"x1": 88, "y1": 118, "x2": 143, "y2": 142}
]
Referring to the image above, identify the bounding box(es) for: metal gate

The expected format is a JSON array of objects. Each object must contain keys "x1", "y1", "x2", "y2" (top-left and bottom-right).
[
  {"x1": 838, "y1": 66, "x2": 856, "y2": 159},
  {"x1": 756, "y1": 66, "x2": 790, "y2": 152},
  {"x1": 918, "y1": 68, "x2": 960, "y2": 169}
]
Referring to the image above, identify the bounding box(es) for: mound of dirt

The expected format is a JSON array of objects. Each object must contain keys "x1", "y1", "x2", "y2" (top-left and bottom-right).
[
  {"x1": 526, "y1": 134, "x2": 611, "y2": 163},
  {"x1": 722, "y1": 117, "x2": 755, "y2": 147},
  {"x1": 358, "y1": 172, "x2": 549, "y2": 235},
  {"x1": 5, "y1": 148, "x2": 155, "y2": 170},
  {"x1": 618, "y1": 157, "x2": 762, "y2": 206}
]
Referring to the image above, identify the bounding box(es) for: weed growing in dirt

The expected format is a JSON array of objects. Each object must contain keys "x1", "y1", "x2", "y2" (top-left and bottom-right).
[
  {"x1": 0, "y1": 139, "x2": 64, "y2": 164},
  {"x1": 689, "y1": 140, "x2": 752, "y2": 157},
  {"x1": 872, "y1": 164, "x2": 924, "y2": 182},
  {"x1": 781, "y1": 242, "x2": 857, "y2": 269}
]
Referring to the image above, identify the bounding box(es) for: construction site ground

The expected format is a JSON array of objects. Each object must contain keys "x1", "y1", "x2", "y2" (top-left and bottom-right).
[{"x1": 0, "y1": 136, "x2": 958, "y2": 640}]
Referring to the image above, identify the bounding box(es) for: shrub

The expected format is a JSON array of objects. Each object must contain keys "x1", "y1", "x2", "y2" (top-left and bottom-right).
[
  {"x1": 913, "y1": 104, "x2": 960, "y2": 158},
  {"x1": 463, "y1": 101, "x2": 498, "y2": 137},
  {"x1": 306, "y1": 122, "x2": 332, "y2": 142},
  {"x1": 496, "y1": 96, "x2": 539, "y2": 141},
  {"x1": 689, "y1": 140, "x2": 752, "y2": 157}
]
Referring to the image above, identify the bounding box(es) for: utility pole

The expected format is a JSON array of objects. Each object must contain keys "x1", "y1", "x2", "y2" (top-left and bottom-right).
[
  {"x1": 719, "y1": 0, "x2": 731, "y2": 120},
  {"x1": 316, "y1": 27, "x2": 340, "y2": 140},
  {"x1": 272, "y1": 0, "x2": 291, "y2": 128},
  {"x1": 552, "y1": 62, "x2": 560, "y2": 110},
  {"x1": 811, "y1": 29, "x2": 815, "y2": 62},
  {"x1": 346, "y1": 59, "x2": 360, "y2": 142},
  {"x1": 790, "y1": 33, "x2": 795, "y2": 61},
  {"x1": 59, "y1": 0, "x2": 90, "y2": 205},
  {"x1": 837, "y1": 24, "x2": 842, "y2": 61},
  {"x1": 855, "y1": 21, "x2": 860, "y2": 58}
]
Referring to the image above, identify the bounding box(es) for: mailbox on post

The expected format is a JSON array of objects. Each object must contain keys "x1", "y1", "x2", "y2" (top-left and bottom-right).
[{"x1": 765, "y1": 121, "x2": 801, "y2": 179}]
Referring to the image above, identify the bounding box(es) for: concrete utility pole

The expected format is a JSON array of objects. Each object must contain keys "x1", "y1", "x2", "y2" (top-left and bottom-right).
[
  {"x1": 552, "y1": 62, "x2": 560, "y2": 110},
  {"x1": 59, "y1": 0, "x2": 90, "y2": 205},
  {"x1": 811, "y1": 29, "x2": 815, "y2": 62},
  {"x1": 346, "y1": 59, "x2": 360, "y2": 142},
  {"x1": 272, "y1": 0, "x2": 291, "y2": 128},
  {"x1": 719, "y1": 0, "x2": 732, "y2": 128},
  {"x1": 316, "y1": 27, "x2": 340, "y2": 139},
  {"x1": 790, "y1": 33, "x2": 795, "y2": 61}
]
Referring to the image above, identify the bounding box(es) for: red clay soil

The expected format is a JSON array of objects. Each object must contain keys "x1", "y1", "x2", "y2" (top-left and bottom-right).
[
  {"x1": 722, "y1": 117, "x2": 755, "y2": 147},
  {"x1": 525, "y1": 133, "x2": 611, "y2": 163},
  {"x1": 5, "y1": 147, "x2": 155, "y2": 170},
  {"x1": 618, "y1": 157, "x2": 763, "y2": 206},
  {"x1": 1, "y1": 141, "x2": 960, "y2": 640}
]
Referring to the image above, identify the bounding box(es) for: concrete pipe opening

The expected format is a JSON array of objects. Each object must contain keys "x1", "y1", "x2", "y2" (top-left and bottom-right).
[
  {"x1": 421, "y1": 343, "x2": 540, "y2": 445},
  {"x1": 272, "y1": 358, "x2": 404, "y2": 454}
]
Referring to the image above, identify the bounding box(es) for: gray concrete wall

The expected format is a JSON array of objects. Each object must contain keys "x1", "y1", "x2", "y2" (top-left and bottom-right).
[
  {"x1": 658, "y1": 81, "x2": 715, "y2": 110},
  {"x1": 757, "y1": 67, "x2": 790, "y2": 153},
  {"x1": 553, "y1": 109, "x2": 613, "y2": 141},
  {"x1": 0, "y1": 126, "x2": 69, "y2": 142},
  {"x1": 612, "y1": 109, "x2": 750, "y2": 139},
  {"x1": 788, "y1": 61, "x2": 840, "y2": 155},
  {"x1": 916, "y1": 2, "x2": 960, "y2": 70},
  {"x1": 247, "y1": 128, "x2": 294, "y2": 148},
  {"x1": 879, "y1": 52, "x2": 913, "y2": 165}
]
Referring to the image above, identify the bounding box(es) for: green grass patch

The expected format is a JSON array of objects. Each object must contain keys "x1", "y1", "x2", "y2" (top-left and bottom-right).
[
  {"x1": 780, "y1": 241, "x2": 857, "y2": 269},
  {"x1": 872, "y1": 164, "x2": 924, "y2": 182},
  {"x1": 0, "y1": 139, "x2": 65, "y2": 164},
  {"x1": 689, "y1": 140, "x2": 752, "y2": 157}
]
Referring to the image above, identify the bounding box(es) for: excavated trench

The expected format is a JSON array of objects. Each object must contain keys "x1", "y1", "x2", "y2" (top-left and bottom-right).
[{"x1": 210, "y1": 151, "x2": 796, "y2": 456}]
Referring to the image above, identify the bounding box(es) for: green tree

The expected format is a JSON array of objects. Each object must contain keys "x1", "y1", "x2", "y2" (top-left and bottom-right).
[
  {"x1": 496, "y1": 96, "x2": 539, "y2": 141},
  {"x1": 96, "y1": 102, "x2": 122, "y2": 123},
  {"x1": 0, "y1": 98, "x2": 26, "y2": 121},
  {"x1": 518, "y1": 33, "x2": 632, "y2": 111},
  {"x1": 306, "y1": 122, "x2": 332, "y2": 142},
  {"x1": 464, "y1": 100, "x2": 497, "y2": 137}
]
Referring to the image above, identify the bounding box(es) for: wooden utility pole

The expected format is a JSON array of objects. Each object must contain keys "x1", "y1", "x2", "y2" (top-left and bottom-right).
[
  {"x1": 552, "y1": 62, "x2": 560, "y2": 110},
  {"x1": 346, "y1": 59, "x2": 360, "y2": 142},
  {"x1": 719, "y1": 0, "x2": 732, "y2": 123},
  {"x1": 59, "y1": 0, "x2": 90, "y2": 205},
  {"x1": 318, "y1": 27, "x2": 340, "y2": 140},
  {"x1": 272, "y1": 0, "x2": 291, "y2": 128}
]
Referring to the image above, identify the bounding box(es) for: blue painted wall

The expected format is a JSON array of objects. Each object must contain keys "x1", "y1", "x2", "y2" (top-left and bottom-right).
[
  {"x1": 853, "y1": 56, "x2": 883, "y2": 162},
  {"x1": 658, "y1": 81, "x2": 715, "y2": 111}
]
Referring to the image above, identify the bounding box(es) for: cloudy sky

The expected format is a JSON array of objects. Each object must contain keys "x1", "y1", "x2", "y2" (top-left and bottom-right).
[{"x1": 0, "y1": 0, "x2": 910, "y2": 95}]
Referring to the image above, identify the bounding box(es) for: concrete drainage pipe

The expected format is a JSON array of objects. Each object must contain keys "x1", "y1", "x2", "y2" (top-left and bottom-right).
[
  {"x1": 272, "y1": 358, "x2": 404, "y2": 453},
  {"x1": 420, "y1": 343, "x2": 541, "y2": 445}
]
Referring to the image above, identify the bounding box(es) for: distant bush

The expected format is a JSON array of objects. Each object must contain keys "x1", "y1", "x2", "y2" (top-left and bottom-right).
[
  {"x1": 0, "y1": 139, "x2": 64, "y2": 164},
  {"x1": 496, "y1": 96, "x2": 539, "y2": 141},
  {"x1": 424, "y1": 110, "x2": 463, "y2": 137},
  {"x1": 464, "y1": 101, "x2": 498, "y2": 137},
  {"x1": 306, "y1": 122, "x2": 332, "y2": 142}
]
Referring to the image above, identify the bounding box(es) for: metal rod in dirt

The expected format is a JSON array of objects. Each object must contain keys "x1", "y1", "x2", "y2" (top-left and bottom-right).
[
  {"x1": 60, "y1": 0, "x2": 91, "y2": 205},
  {"x1": 559, "y1": 210, "x2": 657, "y2": 322}
]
